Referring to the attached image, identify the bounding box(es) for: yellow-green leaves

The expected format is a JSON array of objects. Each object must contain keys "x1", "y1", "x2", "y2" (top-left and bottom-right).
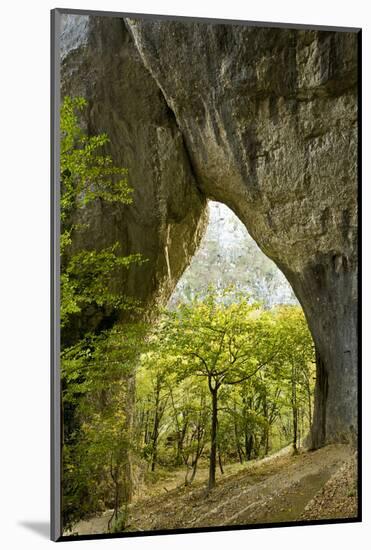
[
  {"x1": 60, "y1": 96, "x2": 144, "y2": 329},
  {"x1": 60, "y1": 96, "x2": 132, "y2": 224}
]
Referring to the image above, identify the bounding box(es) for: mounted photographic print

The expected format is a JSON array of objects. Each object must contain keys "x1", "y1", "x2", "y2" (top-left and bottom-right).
[{"x1": 51, "y1": 8, "x2": 361, "y2": 541}]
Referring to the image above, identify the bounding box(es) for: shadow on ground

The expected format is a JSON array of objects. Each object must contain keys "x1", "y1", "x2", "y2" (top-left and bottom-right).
[{"x1": 18, "y1": 521, "x2": 49, "y2": 539}]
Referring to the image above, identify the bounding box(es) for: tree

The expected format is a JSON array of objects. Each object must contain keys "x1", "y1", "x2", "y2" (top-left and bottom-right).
[
  {"x1": 182, "y1": 388, "x2": 209, "y2": 485},
  {"x1": 60, "y1": 96, "x2": 144, "y2": 332},
  {"x1": 138, "y1": 351, "x2": 172, "y2": 472},
  {"x1": 60, "y1": 96, "x2": 145, "y2": 531},
  {"x1": 162, "y1": 287, "x2": 280, "y2": 490},
  {"x1": 62, "y1": 323, "x2": 147, "y2": 530},
  {"x1": 274, "y1": 306, "x2": 315, "y2": 453}
]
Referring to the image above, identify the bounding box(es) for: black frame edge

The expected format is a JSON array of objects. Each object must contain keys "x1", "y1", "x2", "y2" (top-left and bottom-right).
[{"x1": 58, "y1": 516, "x2": 362, "y2": 543}]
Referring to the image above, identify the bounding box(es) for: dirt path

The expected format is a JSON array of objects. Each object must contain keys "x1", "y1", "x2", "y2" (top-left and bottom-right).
[{"x1": 69, "y1": 444, "x2": 357, "y2": 535}]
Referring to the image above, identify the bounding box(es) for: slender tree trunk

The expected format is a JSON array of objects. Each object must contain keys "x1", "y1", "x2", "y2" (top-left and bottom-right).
[
  {"x1": 245, "y1": 430, "x2": 253, "y2": 461},
  {"x1": 186, "y1": 440, "x2": 203, "y2": 486},
  {"x1": 218, "y1": 444, "x2": 224, "y2": 475},
  {"x1": 189, "y1": 462, "x2": 198, "y2": 484},
  {"x1": 151, "y1": 432, "x2": 158, "y2": 471},
  {"x1": 305, "y1": 375, "x2": 313, "y2": 445},
  {"x1": 113, "y1": 473, "x2": 120, "y2": 521},
  {"x1": 176, "y1": 418, "x2": 188, "y2": 466},
  {"x1": 255, "y1": 436, "x2": 262, "y2": 458},
  {"x1": 233, "y1": 402, "x2": 243, "y2": 464},
  {"x1": 122, "y1": 373, "x2": 136, "y2": 504},
  {"x1": 265, "y1": 428, "x2": 270, "y2": 457},
  {"x1": 293, "y1": 408, "x2": 298, "y2": 453},
  {"x1": 189, "y1": 398, "x2": 206, "y2": 485},
  {"x1": 190, "y1": 438, "x2": 204, "y2": 484},
  {"x1": 236, "y1": 442, "x2": 243, "y2": 464},
  {"x1": 292, "y1": 366, "x2": 298, "y2": 453},
  {"x1": 299, "y1": 407, "x2": 304, "y2": 448},
  {"x1": 262, "y1": 394, "x2": 270, "y2": 457},
  {"x1": 151, "y1": 381, "x2": 161, "y2": 472},
  {"x1": 144, "y1": 408, "x2": 150, "y2": 444},
  {"x1": 208, "y1": 387, "x2": 218, "y2": 490},
  {"x1": 169, "y1": 388, "x2": 188, "y2": 466},
  {"x1": 108, "y1": 459, "x2": 123, "y2": 531}
]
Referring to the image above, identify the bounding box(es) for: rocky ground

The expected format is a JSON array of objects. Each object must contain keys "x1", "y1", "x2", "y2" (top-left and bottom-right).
[
  {"x1": 69, "y1": 444, "x2": 357, "y2": 536},
  {"x1": 301, "y1": 452, "x2": 358, "y2": 520}
]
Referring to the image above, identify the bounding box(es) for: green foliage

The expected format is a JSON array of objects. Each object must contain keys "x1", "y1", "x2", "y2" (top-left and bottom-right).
[
  {"x1": 60, "y1": 96, "x2": 146, "y2": 531},
  {"x1": 60, "y1": 96, "x2": 144, "y2": 329},
  {"x1": 62, "y1": 324, "x2": 147, "y2": 404},
  {"x1": 135, "y1": 288, "x2": 313, "y2": 490},
  {"x1": 163, "y1": 287, "x2": 280, "y2": 388},
  {"x1": 60, "y1": 96, "x2": 132, "y2": 223},
  {"x1": 273, "y1": 306, "x2": 315, "y2": 451},
  {"x1": 62, "y1": 401, "x2": 130, "y2": 526},
  {"x1": 61, "y1": 245, "x2": 143, "y2": 328},
  {"x1": 62, "y1": 323, "x2": 148, "y2": 530}
]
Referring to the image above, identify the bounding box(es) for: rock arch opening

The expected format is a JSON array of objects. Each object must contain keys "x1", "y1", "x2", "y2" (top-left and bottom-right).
[
  {"x1": 170, "y1": 201, "x2": 298, "y2": 308},
  {"x1": 165, "y1": 200, "x2": 314, "y2": 459},
  {"x1": 126, "y1": 19, "x2": 358, "y2": 449}
]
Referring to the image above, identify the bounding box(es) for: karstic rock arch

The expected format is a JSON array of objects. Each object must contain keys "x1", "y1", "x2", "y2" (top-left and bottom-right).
[{"x1": 60, "y1": 14, "x2": 358, "y2": 448}]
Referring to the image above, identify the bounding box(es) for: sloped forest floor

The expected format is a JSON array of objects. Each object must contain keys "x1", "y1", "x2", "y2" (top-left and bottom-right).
[{"x1": 70, "y1": 444, "x2": 357, "y2": 535}]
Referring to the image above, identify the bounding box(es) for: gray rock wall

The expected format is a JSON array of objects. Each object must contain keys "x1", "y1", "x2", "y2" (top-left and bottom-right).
[{"x1": 61, "y1": 15, "x2": 208, "y2": 325}]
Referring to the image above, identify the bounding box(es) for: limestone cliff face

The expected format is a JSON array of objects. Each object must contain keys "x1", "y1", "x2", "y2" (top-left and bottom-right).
[
  {"x1": 60, "y1": 15, "x2": 208, "y2": 326},
  {"x1": 60, "y1": 14, "x2": 359, "y2": 446},
  {"x1": 127, "y1": 20, "x2": 359, "y2": 447},
  {"x1": 127, "y1": 22, "x2": 357, "y2": 271}
]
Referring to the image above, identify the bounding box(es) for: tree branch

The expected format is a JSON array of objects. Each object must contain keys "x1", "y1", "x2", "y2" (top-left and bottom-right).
[{"x1": 224, "y1": 353, "x2": 278, "y2": 386}]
